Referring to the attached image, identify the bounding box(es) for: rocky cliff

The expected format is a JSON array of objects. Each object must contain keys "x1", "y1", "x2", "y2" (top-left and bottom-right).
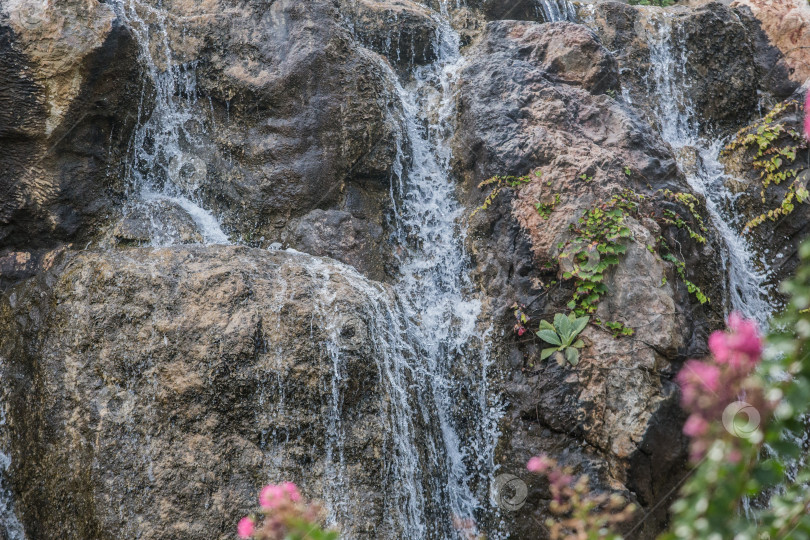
[{"x1": 0, "y1": 1, "x2": 805, "y2": 539}]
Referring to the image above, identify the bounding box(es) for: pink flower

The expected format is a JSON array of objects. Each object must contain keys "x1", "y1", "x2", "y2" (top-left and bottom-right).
[
  {"x1": 527, "y1": 455, "x2": 552, "y2": 473},
  {"x1": 726, "y1": 313, "x2": 762, "y2": 359},
  {"x1": 677, "y1": 361, "x2": 721, "y2": 402},
  {"x1": 804, "y1": 91, "x2": 810, "y2": 141},
  {"x1": 683, "y1": 414, "x2": 709, "y2": 437},
  {"x1": 237, "y1": 517, "x2": 254, "y2": 539},
  {"x1": 282, "y1": 482, "x2": 301, "y2": 502},
  {"x1": 708, "y1": 313, "x2": 761, "y2": 369},
  {"x1": 548, "y1": 469, "x2": 573, "y2": 490},
  {"x1": 707, "y1": 331, "x2": 731, "y2": 364},
  {"x1": 259, "y1": 484, "x2": 286, "y2": 508},
  {"x1": 517, "y1": 327, "x2": 526, "y2": 336}
]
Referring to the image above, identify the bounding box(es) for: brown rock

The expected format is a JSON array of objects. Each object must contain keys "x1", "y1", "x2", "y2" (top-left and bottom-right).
[
  {"x1": 732, "y1": 0, "x2": 810, "y2": 83},
  {"x1": 0, "y1": 246, "x2": 405, "y2": 539},
  {"x1": 0, "y1": 0, "x2": 141, "y2": 249}
]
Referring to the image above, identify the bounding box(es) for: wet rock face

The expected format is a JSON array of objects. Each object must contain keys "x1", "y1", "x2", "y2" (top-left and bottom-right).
[
  {"x1": 0, "y1": 246, "x2": 394, "y2": 539},
  {"x1": 0, "y1": 0, "x2": 405, "y2": 281},
  {"x1": 0, "y1": 0, "x2": 141, "y2": 250},
  {"x1": 179, "y1": 0, "x2": 403, "y2": 249},
  {"x1": 586, "y1": 1, "x2": 797, "y2": 133},
  {"x1": 340, "y1": 0, "x2": 440, "y2": 68},
  {"x1": 454, "y1": 19, "x2": 723, "y2": 538},
  {"x1": 720, "y1": 94, "x2": 810, "y2": 306}
]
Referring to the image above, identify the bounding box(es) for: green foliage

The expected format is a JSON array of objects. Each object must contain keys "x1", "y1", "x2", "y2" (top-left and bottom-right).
[
  {"x1": 658, "y1": 189, "x2": 708, "y2": 243},
  {"x1": 660, "y1": 251, "x2": 709, "y2": 304},
  {"x1": 578, "y1": 173, "x2": 594, "y2": 183},
  {"x1": 723, "y1": 100, "x2": 808, "y2": 230},
  {"x1": 471, "y1": 172, "x2": 535, "y2": 218},
  {"x1": 536, "y1": 313, "x2": 589, "y2": 367},
  {"x1": 559, "y1": 192, "x2": 635, "y2": 316},
  {"x1": 602, "y1": 320, "x2": 635, "y2": 338}
]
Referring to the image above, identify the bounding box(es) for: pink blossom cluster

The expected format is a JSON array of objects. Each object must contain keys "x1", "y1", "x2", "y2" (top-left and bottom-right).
[
  {"x1": 238, "y1": 482, "x2": 330, "y2": 540},
  {"x1": 527, "y1": 455, "x2": 573, "y2": 502},
  {"x1": 676, "y1": 313, "x2": 768, "y2": 460}
]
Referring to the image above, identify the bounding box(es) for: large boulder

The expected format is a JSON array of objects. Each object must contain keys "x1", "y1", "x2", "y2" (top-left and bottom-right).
[
  {"x1": 0, "y1": 0, "x2": 141, "y2": 249},
  {"x1": 0, "y1": 246, "x2": 409, "y2": 539},
  {"x1": 133, "y1": 0, "x2": 404, "y2": 254},
  {"x1": 453, "y1": 20, "x2": 724, "y2": 538}
]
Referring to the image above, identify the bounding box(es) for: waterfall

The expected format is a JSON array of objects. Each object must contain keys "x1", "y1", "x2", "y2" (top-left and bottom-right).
[
  {"x1": 644, "y1": 12, "x2": 773, "y2": 325},
  {"x1": 0, "y1": 357, "x2": 24, "y2": 540},
  {"x1": 536, "y1": 0, "x2": 576, "y2": 23},
  {"x1": 112, "y1": 0, "x2": 229, "y2": 246},
  {"x1": 363, "y1": 2, "x2": 502, "y2": 536}
]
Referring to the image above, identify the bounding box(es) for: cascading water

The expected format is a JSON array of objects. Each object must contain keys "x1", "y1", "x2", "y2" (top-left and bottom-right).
[
  {"x1": 382, "y1": 3, "x2": 502, "y2": 537},
  {"x1": 643, "y1": 11, "x2": 774, "y2": 325},
  {"x1": 103, "y1": 0, "x2": 501, "y2": 538},
  {"x1": 111, "y1": 0, "x2": 229, "y2": 246},
  {"x1": 535, "y1": 0, "x2": 576, "y2": 23},
  {"x1": 0, "y1": 377, "x2": 25, "y2": 540}
]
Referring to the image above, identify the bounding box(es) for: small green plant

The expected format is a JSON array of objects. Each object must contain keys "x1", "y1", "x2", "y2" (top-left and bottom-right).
[
  {"x1": 512, "y1": 302, "x2": 529, "y2": 336},
  {"x1": 623, "y1": 166, "x2": 632, "y2": 176},
  {"x1": 537, "y1": 312, "x2": 590, "y2": 366},
  {"x1": 603, "y1": 320, "x2": 634, "y2": 338},
  {"x1": 559, "y1": 192, "x2": 635, "y2": 316},
  {"x1": 605, "y1": 89, "x2": 616, "y2": 100},
  {"x1": 471, "y1": 172, "x2": 535, "y2": 218},
  {"x1": 661, "y1": 251, "x2": 709, "y2": 304},
  {"x1": 578, "y1": 173, "x2": 594, "y2": 183}
]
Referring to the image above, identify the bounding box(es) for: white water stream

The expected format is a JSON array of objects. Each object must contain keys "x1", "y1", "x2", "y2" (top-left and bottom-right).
[
  {"x1": 643, "y1": 12, "x2": 774, "y2": 325},
  {"x1": 113, "y1": 0, "x2": 229, "y2": 246}
]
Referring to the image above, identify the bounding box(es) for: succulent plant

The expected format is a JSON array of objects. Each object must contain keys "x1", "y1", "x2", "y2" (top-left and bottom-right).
[{"x1": 536, "y1": 313, "x2": 589, "y2": 366}]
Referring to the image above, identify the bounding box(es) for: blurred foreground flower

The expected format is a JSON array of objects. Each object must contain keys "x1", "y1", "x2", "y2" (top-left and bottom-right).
[
  {"x1": 526, "y1": 454, "x2": 635, "y2": 539},
  {"x1": 238, "y1": 483, "x2": 338, "y2": 540},
  {"x1": 676, "y1": 312, "x2": 773, "y2": 461}
]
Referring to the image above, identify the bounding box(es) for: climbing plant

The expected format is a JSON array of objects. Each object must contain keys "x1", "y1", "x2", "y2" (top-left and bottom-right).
[
  {"x1": 470, "y1": 172, "x2": 535, "y2": 218},
  {"x1": 557, "y1": 188, "x2": 709, "y2": 336},
  {"x1": 723, "y1": 99, "x2": 809, "y2": 230}
]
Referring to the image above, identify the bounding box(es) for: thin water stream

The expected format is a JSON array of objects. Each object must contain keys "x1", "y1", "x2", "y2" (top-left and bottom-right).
[{"x1": 643, "y1": 11, "x2": 774, "y2": 325}]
